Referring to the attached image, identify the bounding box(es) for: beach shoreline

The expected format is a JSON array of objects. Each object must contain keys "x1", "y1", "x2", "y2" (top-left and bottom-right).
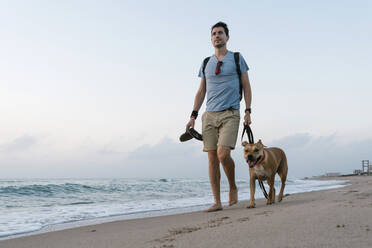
[
  {"x1": 1, "y1": 175, "x2": 371, "y2": 247},
  {"x1": 0, "y1": 177, "x2": 347, "y2": 241}
]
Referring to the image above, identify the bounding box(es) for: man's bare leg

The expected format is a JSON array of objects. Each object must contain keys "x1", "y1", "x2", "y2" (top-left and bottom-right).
[
  {"x1": 217, "y1": 146, "x2": 238, "y2": 206},
  {"x1": 204, "y1": 150, "x2": 223, "y2": 212}
]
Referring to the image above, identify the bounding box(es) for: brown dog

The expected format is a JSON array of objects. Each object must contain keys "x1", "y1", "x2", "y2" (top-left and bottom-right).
[{"x1": 242, "y1": 140, "x2": 288, "y2": 208}]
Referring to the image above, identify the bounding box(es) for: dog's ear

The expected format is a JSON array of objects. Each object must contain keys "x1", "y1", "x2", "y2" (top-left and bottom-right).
[
  {"x1": 258, "y1": 139, "x2": 265, "y2": 148},
  {"x1": 257, "y1": 140, "x2": 266, "y2": 147},
  {"x1": 242, "y1": 141, "x2": 248, "y2": 147}
]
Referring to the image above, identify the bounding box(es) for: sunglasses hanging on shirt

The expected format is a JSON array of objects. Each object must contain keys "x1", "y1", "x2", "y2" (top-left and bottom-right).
[{"x1": 215, "y1": 61, "x2": 223, "y2": 75}]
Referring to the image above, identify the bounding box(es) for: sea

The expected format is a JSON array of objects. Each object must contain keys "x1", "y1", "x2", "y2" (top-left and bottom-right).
[{"x1": 0, "y1": 177, "x2": 347, "y2": 239}]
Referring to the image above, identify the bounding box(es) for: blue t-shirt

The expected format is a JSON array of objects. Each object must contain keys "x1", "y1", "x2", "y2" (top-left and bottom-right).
[{"x1": 198, "y1": 51, "x2": 249, "y2": 112}]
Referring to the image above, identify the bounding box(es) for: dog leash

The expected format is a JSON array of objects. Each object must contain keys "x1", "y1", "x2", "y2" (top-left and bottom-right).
[
  {"x1": 241, "y1": 124, "x2": 268, "y2": 199},
  {"x1": 241, "y1": 124, "x2": 254, "y2": 144}
]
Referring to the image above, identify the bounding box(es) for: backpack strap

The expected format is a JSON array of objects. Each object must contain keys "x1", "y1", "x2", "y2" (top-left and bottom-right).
[
  {"x1": 202, "y1": 56, "x2": 211, "y2": 77},
  {"x1": 203, "y1": 53, "x2": 242, "y2": 100},
  {"x1": 234, "y1": 52, "x2": 243, "y2": 101}
]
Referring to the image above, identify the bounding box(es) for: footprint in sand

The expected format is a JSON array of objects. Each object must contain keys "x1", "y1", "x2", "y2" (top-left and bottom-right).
[
  {"x1": 158, "y1": 245, "x2": 174, "y2": 248},
  {"x1": 154, "y1": 216, "x2": 232, "y2": 246},
  {"x1": 237, "y1": 217, "x2": 250, "y2": 222},
  {"x1": 343, "y1": 190, "x2": 358, "y2": 195},
  {"x1": 207, "y1": 216, "x2": 230, "y2": 227},
  {"x1": 255, "y1": 210, "x2": 273, "y2": 216},
  {"x1": 168, "y1": 226, "x2": 201, "y2": 235},
  {"x1": 153, "y1": 226, "x2": 200, "y2": 245},
  {"x1": 153, "y1": 237, "x2": 175, "y2": 244}
]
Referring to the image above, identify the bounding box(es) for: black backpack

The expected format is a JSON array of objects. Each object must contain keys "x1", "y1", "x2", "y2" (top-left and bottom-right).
[{"x1": 202, "y1": 52, "x2": 242, "y2": 100}]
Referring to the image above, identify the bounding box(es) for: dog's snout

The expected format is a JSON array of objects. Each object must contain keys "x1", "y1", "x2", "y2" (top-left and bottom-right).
[{"x1": 248, "y1": 155, "x2": 254, "y2": 160}]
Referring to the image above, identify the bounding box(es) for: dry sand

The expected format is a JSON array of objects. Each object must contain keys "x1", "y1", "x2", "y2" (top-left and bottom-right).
[{"x1": 1, "y1": 176, "x2": 371, "y2": 248}]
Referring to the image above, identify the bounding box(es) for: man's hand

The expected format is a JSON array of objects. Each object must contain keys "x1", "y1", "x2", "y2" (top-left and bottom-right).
[
  {"x1": 244, "y1": 112, "x2": 251, "y2": 125},
  {"x1": 186, "y1": 118, "x2": 195, "y2": 131}
]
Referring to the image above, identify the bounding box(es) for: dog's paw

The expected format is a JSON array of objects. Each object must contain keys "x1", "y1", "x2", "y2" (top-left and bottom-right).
[{"x1": 247, "y1": 203, "x2": 255, "y2": 208}]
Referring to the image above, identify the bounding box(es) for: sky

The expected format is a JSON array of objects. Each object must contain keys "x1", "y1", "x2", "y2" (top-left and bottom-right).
[{"x1": 1, "y1": 0, "x2": 371, "y2": 179}]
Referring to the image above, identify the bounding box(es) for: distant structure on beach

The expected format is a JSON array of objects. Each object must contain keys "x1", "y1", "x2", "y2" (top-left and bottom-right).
[
  {"x1": 360, "y1": 160, "x2": 371, "y2": 175},
  {"x1": 318, "y1": 160, "x2": 372, "y2": 178},
  {"x1": 324, "y1": 172, "x2": 341, "y2": 177},
  {"x1": 352, "y1": 160, "x2": 371, "y2": 176}
]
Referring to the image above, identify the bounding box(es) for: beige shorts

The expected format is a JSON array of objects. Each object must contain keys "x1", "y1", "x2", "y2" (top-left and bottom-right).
[{"x1": 201, "y1": 108, "x2": 240, "y2": 152}]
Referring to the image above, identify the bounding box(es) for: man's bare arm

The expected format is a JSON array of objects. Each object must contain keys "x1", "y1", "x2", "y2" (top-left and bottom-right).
[
  {"x1": 241, "y1": 72, "x2": 252, "y2": 125},
  {"x1": 192, "y1": 78, "x2": 207, "y2": 111},
  {"x1": 186, "y1": 78, "x2": 206, "y2": 130}
]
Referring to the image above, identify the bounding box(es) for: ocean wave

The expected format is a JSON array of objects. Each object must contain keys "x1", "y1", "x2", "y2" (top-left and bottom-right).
[
  {"x1": 64, "y1": 201, "x2": 95, "y2": 206},
  {"x1": 0, "y1": 183, "x2": 99, "y2": 196}
]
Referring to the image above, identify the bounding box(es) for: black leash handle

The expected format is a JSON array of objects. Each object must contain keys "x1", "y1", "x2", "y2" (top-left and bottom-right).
[
  {"x1": 241, "y1": 124, "x2": 254, "y2": 144},
  {"x1": 241, "y1": 124, "x2": 268, "y2": 199}
]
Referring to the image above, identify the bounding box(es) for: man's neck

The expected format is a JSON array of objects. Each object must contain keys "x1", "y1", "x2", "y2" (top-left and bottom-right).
[{"x1": 214, "y1": 47, "x2": 228, "y2": 60}]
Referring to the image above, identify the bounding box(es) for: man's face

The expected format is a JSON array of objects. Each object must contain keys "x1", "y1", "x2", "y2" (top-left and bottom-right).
[{"x1": 211, "y1": 27, "x2": 229, "y2": 48}]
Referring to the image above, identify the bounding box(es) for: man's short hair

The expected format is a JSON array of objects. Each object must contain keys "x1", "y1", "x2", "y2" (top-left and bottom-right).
[{"x1": 211, "y1": 22, "x2": 229, "y2": 37}]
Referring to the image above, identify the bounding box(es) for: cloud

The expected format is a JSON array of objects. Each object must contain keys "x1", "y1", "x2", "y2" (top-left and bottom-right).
[
  {"x1": 1, "y1": 133, "x2": 371, "y2": 179},
  {"x1": 264, "y1": 133, "x2": 372, "y2": 177},
  {"x1": 269, "y1": 133, "x2": 312, "y2": 149},
  {"x1": 0, "y1": 135, "x2": 38, "y2": 153},
  {"x1": 122, "y1": 133, "x2": 365, "y2": 179},
  {"x1": 124, "y1": 137, "x2": 208, "y2": 178}
]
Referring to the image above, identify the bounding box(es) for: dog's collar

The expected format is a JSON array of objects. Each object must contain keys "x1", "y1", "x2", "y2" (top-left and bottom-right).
[{"x1": 255, "y1": 150, "x2": 266, "y2": 166}]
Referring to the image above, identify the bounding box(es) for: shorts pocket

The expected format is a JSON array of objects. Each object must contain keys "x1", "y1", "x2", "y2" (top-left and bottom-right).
[
  {"x1": 232, "y1": 109, "x2": 240, "y2": 118},
  {"x1": 202, "y1": 112, "x2": 207, "y2": 122}
]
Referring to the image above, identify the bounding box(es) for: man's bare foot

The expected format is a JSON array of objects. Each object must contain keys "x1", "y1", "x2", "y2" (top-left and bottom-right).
[
  {"x1": 229, "y1": 188, "x2": 238, "y2": 206},
  {"x1": 203, "y1": 203, "x2": 223, "y2": 212}
]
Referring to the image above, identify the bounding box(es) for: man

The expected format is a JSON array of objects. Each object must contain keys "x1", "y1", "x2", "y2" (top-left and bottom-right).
[{"x1": 186, "y1": 22, "x2": 252, "y2": 212}]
